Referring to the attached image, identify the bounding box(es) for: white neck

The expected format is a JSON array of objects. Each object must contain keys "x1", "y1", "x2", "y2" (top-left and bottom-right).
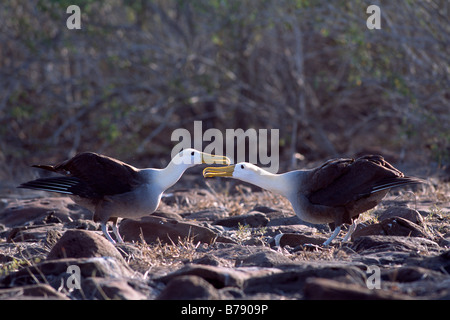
[
  {"x1": 147, "y1": 160, "x2": 192, "y2": 192},
  {"x1": 241, "y1": 169, "x2": 296, "y2": 198}
]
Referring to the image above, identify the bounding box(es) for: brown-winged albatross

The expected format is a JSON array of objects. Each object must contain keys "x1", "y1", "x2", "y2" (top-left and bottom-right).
[
  {"x1": 19, "y1": 149, "x2": 230, "y2": 243},
  {"x1": 203, "y1": 155, "x2": 426, "y2": 245}
]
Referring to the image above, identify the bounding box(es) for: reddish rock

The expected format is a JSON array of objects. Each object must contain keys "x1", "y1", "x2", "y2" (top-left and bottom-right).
[
  {"x1": 47, "y1": 229, "x2": 125, "y2": 262},
  {"x1": 119, "y1": 216, "x2": 218, "y2": 244}
]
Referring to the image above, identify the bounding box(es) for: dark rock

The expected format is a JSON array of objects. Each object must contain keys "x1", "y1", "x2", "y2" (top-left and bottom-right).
[
  {"x1": 183, "y1": 208, "x2": 229, "y2": 221},
  {"x1": 2, "y1": 257, "x2": 134, "y2": 288},
  {"x1": 192, "y1": 254, "x2": 223, "y2": 266},
  {"x1": 47, "y1": 229, "x2": 125, "y2": 262},
  {"x1": 266, "y1": 214, "x2": 303, "y2": 227},
  {"x1": 304, "y1": 278, "x2": 413, "y2": 300},
  {"x1": 66, "y1": 218, "x2": 98, "y2": 231},
  {"x1": 351, "y1": 251, "x2": 413, "y2": 266},
  {"x1": 405, "y1": 249, "x2": 450, "y2": 274},
  {"x1": 157, "y1": 275, "x2": 220, "y2": 300},
  {"x1": 158, "y1": 264, "x2": 279, "y2": 289},
  {"x1": 242, "y1": 238, "x2": 265, "y2": 246},
  {"x1": 158, "y1": 264, "x2": 244, "y2": 289},
  {"x1": 0, "y1": 284, "x2": 69, "y2": 300},
  {"x1": 276, "y1": 224, "x2": 318, "y2": 235},
  {"x1": 79, "y1": 277, "x2": 147, "y2": 300},
  {"x1": 243, "y1": 263, "x2": 366, "y2": 295},
  {"x1": 351, "y1": 223, "x2": 385, "y2": 239},
  {"x1": 273, "y1": 233, "x2": 328, "y2": 247},
  {"x1": 351, "y1": 235, "x2": 439, "y2": 253},
  {"x1": 151, "y1": 211, "x2": 183, "y2": 220},
  {"x1": 252, "y1": 205, "x2": 279, "y2": 214},
  {"x1": 352, "y1": 217, "x2": 431, "y2": 240},
  {"x1": 236, "y1": 250, "x2": 292, "y2": 268},
  {"x1": 0, "y1": 197, "x2": 91, "y2": 227},
  {"x1": 7, "y1": 224, "x2": 64, "y2": 243},
  {"x1": 378, "y1": 207, "x2": 425, "y2": 225},
  {"x1": 119, "y1": 216, "x2": 218, "y2": 244},
  {"x1": 214, "y1": 211, "x2": 269, "y2": 228},
  {"x1": 384, "y1": 266, "x2": 446, "y2": 283},
  {"x1": 379, "y1": 217, "x2": 430, "y2": 237}
]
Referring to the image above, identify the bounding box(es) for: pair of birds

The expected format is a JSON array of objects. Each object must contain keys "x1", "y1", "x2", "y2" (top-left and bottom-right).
[{"x1": 19, "y1": 149, "x2": 425, "y2": 245}]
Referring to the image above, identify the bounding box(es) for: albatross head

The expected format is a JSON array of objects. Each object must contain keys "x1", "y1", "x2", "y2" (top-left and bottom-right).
[
  {"x1": 203, "y1": 162, "x2": 294, "y2": 197},
  {"x1": 203, "y1": 162, "x2": 264, "y2": 178},
  {"x1": 173, "y1": 148, "x2": 230, "y2": 167}
]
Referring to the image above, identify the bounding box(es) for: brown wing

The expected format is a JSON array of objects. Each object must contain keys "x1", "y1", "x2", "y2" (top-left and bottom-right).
[
  {"x1": 306, "y1": 157, "x2": 355, "y2": 193},
  {"x1": 307, "y1": 155, "x2": 405, "y2": 207},
  {"x1": 32, "y1": 152, "x2": 140, "y2": 196}
]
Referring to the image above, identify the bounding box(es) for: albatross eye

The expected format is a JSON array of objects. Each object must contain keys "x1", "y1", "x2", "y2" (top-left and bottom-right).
[
  {"x1": 241, "y1": 164, "x2": 244, "y2": 169},
  {"x1": 191, "y1": 151, "x2": 195, "y2": 156}
]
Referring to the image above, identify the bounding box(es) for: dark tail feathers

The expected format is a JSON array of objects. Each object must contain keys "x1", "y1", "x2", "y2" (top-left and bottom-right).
[{"x1": 18, "y1": 177, "x2": 95, "y2": 198}]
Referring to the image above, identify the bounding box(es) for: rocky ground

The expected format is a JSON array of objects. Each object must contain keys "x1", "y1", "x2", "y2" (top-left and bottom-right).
[{"x1": 0, "y1": 172, "x2": 449, "y2": 300}]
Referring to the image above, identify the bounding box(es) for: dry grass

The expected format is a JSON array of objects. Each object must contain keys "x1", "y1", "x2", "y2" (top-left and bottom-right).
[
  {"x1": 0, "y1": 242, "x2": 48, "y2": 277},
  {"x1": 125, "y1": 235, "x2": 209, "y2": 279},
  {"x1": 291, "y1": 245, "x2": 352, "y2": 263}
]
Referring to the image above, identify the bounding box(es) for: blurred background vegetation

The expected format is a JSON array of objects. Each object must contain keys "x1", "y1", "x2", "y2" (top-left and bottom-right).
[{"x1": 0, "y1": 0, "x2": 448, "y2": 178}]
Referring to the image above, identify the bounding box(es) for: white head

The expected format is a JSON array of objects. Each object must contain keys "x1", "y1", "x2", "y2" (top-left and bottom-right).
[
  {"x1": 203, "y1": 162, "x2": 291, "y2": 196},
  {"x1": 202, "y1": 162, "x2": 267, "y2": 178},
  {"x1": 171, "y1": 148, "x2": 230, "y2": 167},
  {"x1": 203, "y1": 162, "x2": 295, "y2": 196}
]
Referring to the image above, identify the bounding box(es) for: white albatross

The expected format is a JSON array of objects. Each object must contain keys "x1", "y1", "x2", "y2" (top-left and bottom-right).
[
  {"x1": 203, "y1": 155, "x2": 426, "y2": 245},
  {"x1": 19, "y1": 149, "x2": 230, "y2": 243}
]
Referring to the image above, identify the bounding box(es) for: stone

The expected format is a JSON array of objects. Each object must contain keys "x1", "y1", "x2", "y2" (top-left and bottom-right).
[
  {"x1": 119, "y1": 216, "x2": 218, "y2": 244},
  {"x1": 7, "y1": 224, "x2": 64, "y2": 243},
  {"x1": 272, "y1": 233, "x2": 328, "y2": 247},
  {"x1": 184, "y1": 208, "x2": 229, "y2": 221},
  {"x1": 2, "y1": 257, "x2": 134, "y2": 289},
  {"x1": 352, "y1": 217, "x2": 431, "y2": 240},
  {"x1": 191, "y1": 254, "x2": 223, "y2": 266},
  {"x1": 79, "y1": 277, "x2": 147, "y2": 300},
  {"x1": 158, "y1": 264, "x2": 280, "y2": 289},
  {"x1": 47, "y1": 229, "x2": 125, "y2": 262},
  {"x1": 151, "y1": 211, "x2": 183, "y2": 220},
  {"x1": 214, "y1": 211, "x2": 269, "y2": 228},
  {"x1": 384, "y1": 266, "x2": 446, "y2": 283},
  {"x1": 0, "y1": 197, "x2": 91, "y2": 227},
  {"x1": 157, "y1": 275, "x2": 220, "y2": 300},
  {"x1": 252, "y1": 205, "x2": 279, "y2": 214},
  {"x1": 406, "y1": 249, "x2": 450, "y2": 274},
  {"x1": 0, "y1": 284, "x2": 69, "y2": 300},
  {"x1": 378, "y1": 207, "x2": 425, "y2": 225},
  {"x1": 236, "y1": 250, "x2": 292, "y2": 268},
  {"x1": 243, "y1": 264, "x2": 366, "y2": 295},
  {"x1": 304, "y1": 278, "x2": 413, "y2": 300},
  {"x1": 351, "y1": 235, "x2": 439, "y2": 253}
]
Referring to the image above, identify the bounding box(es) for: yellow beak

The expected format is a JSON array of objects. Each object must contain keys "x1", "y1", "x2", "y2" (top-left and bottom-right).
[
  {"x1": 201, "y1": 153, "x2": 231, "y2": 165},
  {"x1": 203, "y1": 165, "x2": 236, "y2": 178}
]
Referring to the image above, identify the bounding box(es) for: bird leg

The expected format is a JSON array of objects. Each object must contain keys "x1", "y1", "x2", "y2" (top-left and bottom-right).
[
  {"x1": 323, "y1": 226, "x2": 341, "y2": 246},
  {"x1": 112, "y1": 219, "x2": 124, "y2": 243},
  {"x1": 342, "y1": 219, "x2": 358, "y2": 242},
  {"x1": 101, "y1": 222, "x2": 116, "y2": 244}
]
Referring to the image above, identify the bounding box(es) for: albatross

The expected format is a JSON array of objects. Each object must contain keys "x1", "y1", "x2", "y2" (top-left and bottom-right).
[
  {"x1": 203, "y1": 155, "x2": 426, "y2": 245},
  {"x1": 19, "y1": 149, "x2": 230, "y2": 243}
]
